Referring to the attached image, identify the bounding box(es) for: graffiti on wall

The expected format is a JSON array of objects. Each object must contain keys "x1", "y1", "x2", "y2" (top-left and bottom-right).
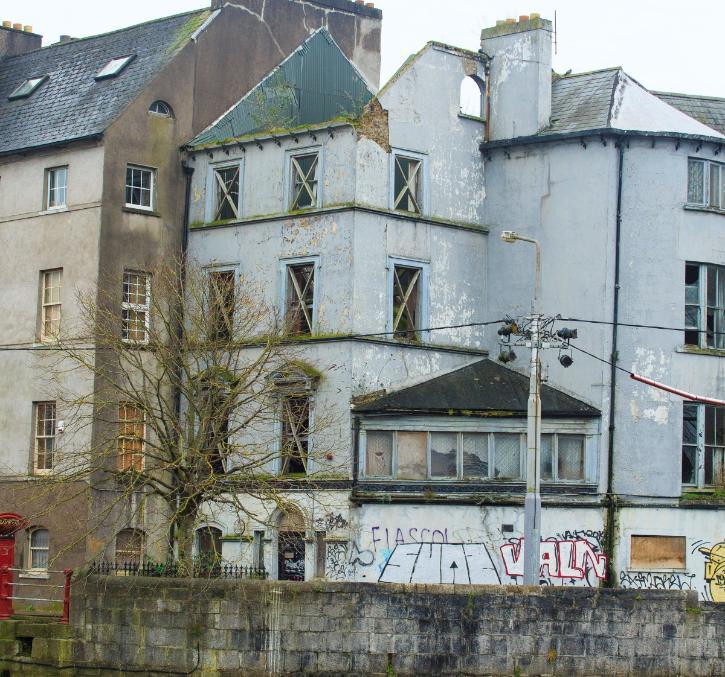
[
  {"x1": 314, "y1": 513, "x2": 349, "y2": 532},
  {"x1": 619, "y1": 570, "x2": 696, "y2": 591},
  {"x1": 325, "y1": 542, "x2": 352, "y2": 581},
  {"x1": 370, "y1": 526, "x2": 449, "y2": 551},
  {"x1": 500, "y1": 537, "x2": 608, "y2": 584},
  {"x1": 698, "y1": 541, "x2": 725, "y2": 602},
  {"x1": 378, "y1": 542, "x2": 501, "y2": 585}
]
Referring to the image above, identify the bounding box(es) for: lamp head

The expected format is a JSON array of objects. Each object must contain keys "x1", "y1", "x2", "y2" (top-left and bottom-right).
[{"x1": 500, "y1": 230, "x2": 518, "y2": 243}]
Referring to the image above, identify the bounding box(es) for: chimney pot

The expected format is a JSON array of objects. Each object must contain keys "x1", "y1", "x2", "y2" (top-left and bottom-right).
[
  {"x1": 355, "y1": 0, "x2": 364, "y2": 3},
  {"x1": 505, "y1": 18, "x2": 516, "y2": 24},
  {"x1": 23, "y1": 25, "x2": 32, "y2": 33},
  {"x1": 530, "y1": 12, "x2": 541, "y2": 19},
  {"x1": 365, "y1": 2, "x2": 374, "y2": 6},
  {"x1": 519, "y1": 15, "x2": 530, "y2": 21},
  {"x1": 12, "y1": 22, "x2": 22, "y2": 30},
  {"x1": 496, "y1": 19, "x2": 506, "y2": 26},
  {"x1": 2, "y1": 21, "x2": 11, "y2": 28}
]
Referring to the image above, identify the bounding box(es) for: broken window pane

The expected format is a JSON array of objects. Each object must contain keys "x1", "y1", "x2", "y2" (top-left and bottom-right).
[
  {"x1": 214, "y1": 166, "x2": 240, "y2": 220},
  {"x1": 285, "y1": 263, "x2": 315, "y2": 335},
  {"x1": 118, "y1": 402, "x2": 144, "y2": 471},
  {"x1": 290, "y1": 153, "x2": 319, "y2": 210},
  {"x1": 281, "y1": 395, "x2": 309, "y2": 475},
  {"x1": 709, "y1": 164, "x2": 721, "y2": 209},
  {"x1": 685, "y1": 264, "x2": 700, "y2": 346},
  {"x1": 706, "y1": 264, "x2": 725, "y2": 349},
  {"x1": 395, "y1": 432, "x2": 427, "y2": 480},
  {"x1": 462, "y1": 433, "x2": 488, "y2": 478},
  {"x1": 459, "y1": 76, "x2": 484, "y2": 118},
  {"x1": 208, "y1": 270, "x2": 235, "y2": 341},
  {"x1": 493, "y1": 433, "x2": 520, "y2": 479},
  {"x1": 682, "y1": 403, "x2": 698, "y2": 484},
  {"x1": 687, "y1": 159, "x2": 705, "y2": 204},
  {"x1": 392, "y1": 265, "x2": 421, "y2": 341},
  {"x1": 365, "y1": 431, "x2": 393, "y2": 477},
  {"x1": 393, "y1": 155, "x2": 422, "y2": 213},
  {"x1": 540, "y1": 434, "x2": 553, "y2": 480},
  {"x1": 430, "y1": 432, "x2": 457, "y2": 478},
  {"x1": 115, "y1": 529, "x2": 144, "y2": 565},
  {"x1": 558, "y1": 434, "x2": 585, "y2": 480}
]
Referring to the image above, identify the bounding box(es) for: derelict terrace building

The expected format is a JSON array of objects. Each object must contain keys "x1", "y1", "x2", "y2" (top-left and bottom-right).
[
  {"x1": 0, "y1": 0, "x2": 381, "y2": 579},
  {"x1": 185, "y1": 16, "x2": 724, "y2": 600},
  {"x1": 0, "y1": 4, "x2": 722, "y2": 604}
]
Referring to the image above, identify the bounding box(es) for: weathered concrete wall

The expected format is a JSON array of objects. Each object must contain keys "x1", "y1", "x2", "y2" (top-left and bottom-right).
[{"x1": 3, "y1": 577, "x2": 723, "y2": 676}]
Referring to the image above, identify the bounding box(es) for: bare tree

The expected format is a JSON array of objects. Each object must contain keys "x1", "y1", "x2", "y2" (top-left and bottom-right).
[{"x1": 35, "y1": 257, "x2": 339, "y2": 570}]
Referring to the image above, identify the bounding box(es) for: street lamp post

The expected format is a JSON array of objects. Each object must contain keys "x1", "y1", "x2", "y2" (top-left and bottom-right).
[{"x1": 500, "y1": 231, "x2": 542, "y2": 586}]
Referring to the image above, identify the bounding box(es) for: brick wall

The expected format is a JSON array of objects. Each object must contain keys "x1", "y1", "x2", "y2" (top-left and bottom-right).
[{"x1": 2, "y1": 577, "x2": 723, "y2": 675}]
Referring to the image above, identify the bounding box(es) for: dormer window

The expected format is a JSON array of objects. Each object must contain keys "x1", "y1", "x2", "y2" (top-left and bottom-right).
[
  {"x1": 148, "y1": 100, "x2": 173, "y2": 117},
  {"x1": 8, "y1": 75, "x2": 48, "y2": 100},
  {"x1": 95, "y1": 55, "x2": 134, "y2": 80}
]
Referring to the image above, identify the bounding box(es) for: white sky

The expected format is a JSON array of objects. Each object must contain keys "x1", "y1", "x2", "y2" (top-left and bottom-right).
[{"x1": 3, "y1": 0, "x2": 723, "y2": 97}]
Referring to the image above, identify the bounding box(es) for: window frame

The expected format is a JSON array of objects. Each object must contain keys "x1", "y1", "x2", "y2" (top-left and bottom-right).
[
  {"x1": 40, "y1": 268, "x2": 62, "y2": 342},
  {"x1": 205, "y1": 159, "x2": 244, "y2": 223},
  {"x1": 44, "y1": 166, "x2": 68, "y2": 210},
  {"x1": 273, "y1": 373, "x2": 316, "y2": 477},
  {"x1": 115, "y1": 528, "x2": 145, "y2": 565},
  {"x1": 285, "y1": 146, "x2": 323, "y2": 212},
  {"x1": 95, "y1": 55, "x2": 135, "y2": 80},
  {"x1": 626, "y1": 532, "x2": 688, "y2": 573},
  {"x1": 121, "y1": 270, "x2": 151, "y2": 344},
  {"x1": 387, "y1": 257, "x2": 429, "y2": 342},
  {"x1": 360, "y1": 425, "x2": 595, "y2": 484},
  {"x1": 205, "y1": 266, "x2": 238, "y2": 342},
  {"x1": 117, "y1": 402, "x2": 145, "y2": 472},
  {"x1": 687, "y1": 157, "x2": 725, "y2": 211},
  {"x1": 8, "y1": 75, "x2": 48, "y2": 100},
  {"x1": 33, "y1": 401, "x2": 56, "y2": 475},
  {"x1": 684, "y1": 262, "x2": 725, "y2": 350},
  {"x1": 389, "y1": 148, "x2": 429, "y2": 215},
  {"x1": 148, "y1": 100, "x2": 173, "y2": 118},
  {"x1": 459, "y1": 75, "x2": 486, "y2": 120},
  {"x1": 28, "y1": 528, "x2": 50, "y2": 571},
  {"x1": 682, "y1": 402, "x2": 725, "y2": 488},
  {"x1": 280, "y1": 256, "x2": 319, "y2": 336},
  {"x1": 124, "y1": 164, "x2": 156, "y2": 211}
]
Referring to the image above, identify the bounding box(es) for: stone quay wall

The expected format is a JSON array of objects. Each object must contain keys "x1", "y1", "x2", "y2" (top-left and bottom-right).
[{"x1": 0, "y1": 576, "x2": 723, "y2": 675}]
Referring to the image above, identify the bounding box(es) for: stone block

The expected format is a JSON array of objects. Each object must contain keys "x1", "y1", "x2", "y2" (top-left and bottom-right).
[
  {"x1": 559, "y1": 636, "x2": 585, "y2": 656},
  {"x1": 317, "y1": 650, "x2": 352, "y2": 672}
]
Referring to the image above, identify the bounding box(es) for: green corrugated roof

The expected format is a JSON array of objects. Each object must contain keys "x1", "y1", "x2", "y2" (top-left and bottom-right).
[{"x1": 189, "y1": 28, "x2": 373, "y2": 148}]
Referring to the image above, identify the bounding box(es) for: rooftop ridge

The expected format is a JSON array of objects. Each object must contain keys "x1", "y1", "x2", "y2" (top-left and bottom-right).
[
  {"x1": 1, "y1": 7, "x2": 208, "y2": 60},
  {"x1": 555, "y1": 66, "x2": 622, "y2": 79},
  {"x1": 654, "y1": 90, "x2": 725, "y2": 103}
]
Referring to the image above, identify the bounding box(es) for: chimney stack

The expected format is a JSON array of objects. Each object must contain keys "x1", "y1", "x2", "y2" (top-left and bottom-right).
[
  {"x1": 0, "y1": 20, "x2": 42, "y2": 60},
  {"x1": 481, "y1": 14, "x2": 552, "y2": 140}
]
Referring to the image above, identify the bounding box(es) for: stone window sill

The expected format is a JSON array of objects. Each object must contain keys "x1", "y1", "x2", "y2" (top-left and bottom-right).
[
  {"x1": 683, "y1": 203, "x2": 725, "y2": 216},
  {"x1": 122, "y1": 206, "x2": 161, "y2": 217},
  {"x1": 458, "y1": 113, "x2": 486, "y2": 124},
  {"x1": 18, "y1": 571, "x2": 50, "y2": 579},
  {"x1": 676, "y1": 344, "x2": 725, "y2": 358}
]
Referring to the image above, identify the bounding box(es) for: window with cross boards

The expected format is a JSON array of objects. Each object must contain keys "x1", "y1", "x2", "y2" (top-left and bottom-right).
[
  {"x1": 391, "y1": 263, "x2": 424, "y2": 341},
  {"x1": 280, "y1": 394, "x2": 310, "y2": 476},
  {"x1": 212, "y1": 163, "x2": 241, "y2": 221},
  {"x1": 392, "y1": 152, "x2": 424, "y2": 213},
  {"x1": 289, "y1": 151, "x2": 319, "y2": 210},
  {"x1": 285, "y1": 261, "x2": 316, "y2": 335}
]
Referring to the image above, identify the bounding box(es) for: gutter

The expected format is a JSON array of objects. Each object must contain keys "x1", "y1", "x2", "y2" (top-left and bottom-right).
[
  {"x1": 602, "y1": 141, "x2": 625, "y2": 587},
  {"x1": 0, "y1": 132, "x2": 103, "y2": 158},
  {"x1": 479, "y1": 127, "x2": 724, "y2": 153}
]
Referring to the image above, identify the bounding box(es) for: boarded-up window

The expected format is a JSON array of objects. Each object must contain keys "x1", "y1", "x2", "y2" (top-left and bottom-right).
[
  {"x1": 630, "y1": 535, "x2": 686, "y2": 570},
  {"x1": 365, "y1": 431, "x2": 393, "y2": 477},
  {"x1": 396, "y1": 432, "x2": 427, "y2": 480}
]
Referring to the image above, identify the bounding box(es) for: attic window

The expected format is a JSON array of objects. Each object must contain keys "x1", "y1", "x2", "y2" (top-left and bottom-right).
[
  {"x1": 149, "y1": 100, "x2": 173, "y2": 117},
  {"x1": 8, "y1": 75, "x2": 48, "y2": 100},
  {"x1": 96, "y1": 55, "x2": 134, "y2": 80}
]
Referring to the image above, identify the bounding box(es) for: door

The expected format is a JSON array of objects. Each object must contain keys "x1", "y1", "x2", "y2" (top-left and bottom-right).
[{"x1": 278, "y1": 531, "x2": 305, "y2": 581}]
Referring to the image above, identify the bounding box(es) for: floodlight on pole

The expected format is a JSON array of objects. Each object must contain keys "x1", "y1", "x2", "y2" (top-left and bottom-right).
[{"x1": 501, "y1": 230, "x2": 542, "y2": 586}]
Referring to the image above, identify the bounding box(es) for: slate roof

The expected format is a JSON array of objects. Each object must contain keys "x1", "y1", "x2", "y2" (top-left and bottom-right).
[
  {"x1": 546, "y1": 68, "x2": 724, "y2": 139},
  {"x1": 548, "y1": 68, "x2": 619, "y2": 134},
  {"x1": 354, "y1": 359, "x2": 600, "y2": 418},
  {"x1": 0, "y1": 9, "x2": 209, "y2": 155},
  {"x1": 189, "y1": 28, "x2": 374, "y2": 148},
  {"x1": 653, "y1": 92, "x2": 725, "y2": 135}
]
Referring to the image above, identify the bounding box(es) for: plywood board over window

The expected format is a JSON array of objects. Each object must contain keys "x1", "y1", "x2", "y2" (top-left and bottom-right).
[
  {"x1": 396, "y1": 432, "x2": 427, "y2": 480},
  {"x1": 630, "y1": 535, "x2": 686, "y2": 570}
]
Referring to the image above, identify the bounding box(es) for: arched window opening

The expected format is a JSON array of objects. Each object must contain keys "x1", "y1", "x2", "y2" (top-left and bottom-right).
[
  {"x1": 148, "y1": 100, "x2": 173, "y2": 117},
  {"x1": 115, "y1": 528, "x2": 144, "y2": 565},
  {"x1": 460, "y1": 76, "x2": 484, "y2": 119},
  {"x1": 29, "y1": 528, "x2": 49, "y2": 570},
  {"x1": 278, "y1": 507, "x2": 305, "y2": 581},
  {"x1": 196, "y1": 525, "x2": 223, "y2": 570}
]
